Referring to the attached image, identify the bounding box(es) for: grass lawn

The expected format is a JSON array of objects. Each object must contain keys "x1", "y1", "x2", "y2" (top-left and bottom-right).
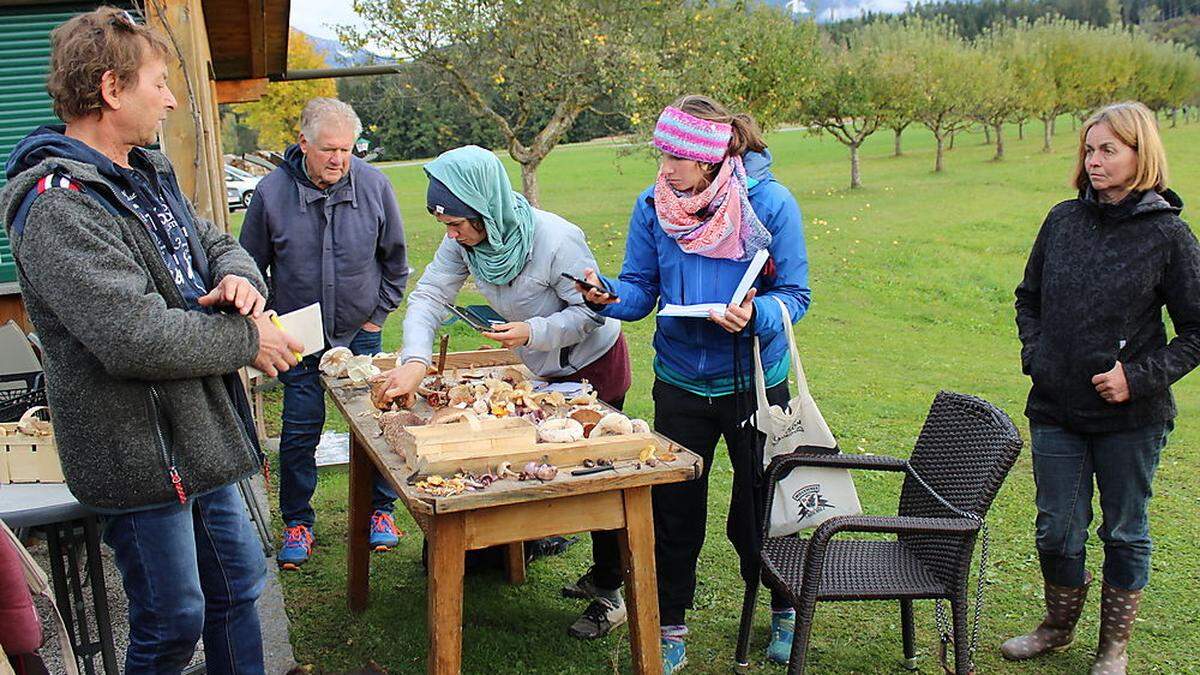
[{"x1": 240, "y1": 118, "x2": 1200, "y2": 673}]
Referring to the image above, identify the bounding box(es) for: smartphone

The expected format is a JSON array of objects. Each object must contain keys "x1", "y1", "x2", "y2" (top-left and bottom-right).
[
  {"x1": 561, "y1": 272, "x2": 619, "y2": 300},
  {"x1": 442, "y1": 302, "x2": 497, "y2": 332},
  {"x1": 465, "y1": 304, "x2": 507, "y2": 326}
]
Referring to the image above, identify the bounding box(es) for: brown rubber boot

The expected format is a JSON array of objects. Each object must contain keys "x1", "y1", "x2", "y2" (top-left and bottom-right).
[
  {"x1": 1090, "y1": 583, "x2": 1142, "y2": 675},
  {"x1": 1000, "y1": 573, "x2": 1092, "y2": 660}
]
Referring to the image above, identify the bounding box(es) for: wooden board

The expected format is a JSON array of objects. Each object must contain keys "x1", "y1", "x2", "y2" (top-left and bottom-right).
[{"x1": 372, "y1": 347, "x2": 521, "y2": 372}]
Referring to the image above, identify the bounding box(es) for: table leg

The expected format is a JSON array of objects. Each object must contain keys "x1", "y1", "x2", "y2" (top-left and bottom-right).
[
  {"x1": 618, "y1": 486, "x2": 663, "y2": 675},
  {"x1": 347, "y1": 432, "x2": 373, "y2": 613},
  {"x1": 504, "y1": 542, "x2": 526, "y2": 585},
  {"x1": 83, "y1": 517, "x2": 119, "y2": 674},
  {"x1": 427, "y1": 513, "x2": 465, "y2": 675}
]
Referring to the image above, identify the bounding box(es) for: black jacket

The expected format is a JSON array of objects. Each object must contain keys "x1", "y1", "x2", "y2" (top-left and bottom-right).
[{"x1": 1015, "y1": 188, "x2": 1200, "y2": 433}]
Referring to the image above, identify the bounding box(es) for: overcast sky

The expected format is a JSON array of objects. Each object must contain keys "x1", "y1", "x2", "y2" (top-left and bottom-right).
[
  {"x1": 287, "y1": 0, "x2": 913, "y2": 43},
  {"x1": 289, "y1": 0, "x2": 367, "y2": 41}
]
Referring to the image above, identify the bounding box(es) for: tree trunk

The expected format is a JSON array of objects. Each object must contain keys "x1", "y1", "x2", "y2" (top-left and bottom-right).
[
  {"x1": 983, "y1": 124, "x2": 992, "y2": 144},
  {"x1": 1043, "y1": 117, "x2": 1053, "y2": 153},
  {"x1": 935, "y1": 133, "x2": 945, "y2": 172},
  {"x1": 850, "y1": 143, "x2": 862, "y2": 189},
  {"x1": 893, "y1": 127, "x2": 903, "y2": 156},
  {"x1": 1019, "y1": 121, "x2": 1025, "y2": 140},
  {"x1": 519, "y1": 159, "x2": 542, "y2": 207},
  {"x1": 948, "y1": 131, "x2": 956, "y2": 151},
  {"x1": 1171, "y1": 108, "x2": 1178, "y2": 127},
  {"x1": 1051, "y1": 116, "x2": 1057, "y2": 137},
  {"x1": 994, "y1": 123, "x2": 1004, "y2": 161}
]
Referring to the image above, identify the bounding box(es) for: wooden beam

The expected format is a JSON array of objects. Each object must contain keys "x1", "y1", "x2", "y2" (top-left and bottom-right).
[
  {"x1": 246, "y1": 0, "x2": 267, "y2": 77},
  {"x1": 146, "y1": 0, "x2": 230, "y2": 231},
  {"x1": 214, "y1": 77, "x2": 269, "y2": 103}
]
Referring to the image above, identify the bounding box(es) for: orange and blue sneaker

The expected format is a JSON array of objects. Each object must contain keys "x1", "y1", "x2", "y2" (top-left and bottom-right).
[
  {"x1": 278, "y1": 524, "x2": 314, "y2": 570},
  {"x1": 369, "y1": 510, "x2": 402, "y2": 551}
]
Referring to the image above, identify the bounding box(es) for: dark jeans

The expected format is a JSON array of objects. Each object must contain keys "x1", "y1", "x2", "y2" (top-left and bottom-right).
[
  {"x1": 1031, "y1": 421, "x2": 1171, "y2": 591},
  {"x1": 278, "y1": 329, "x2": 396, "y2": 528},
  {"x1": 650, "y1": 379, "x2": 791, "y2": 626},
  {"x1": 103, "y1": 483, "x2": 266, "y2": 674}
]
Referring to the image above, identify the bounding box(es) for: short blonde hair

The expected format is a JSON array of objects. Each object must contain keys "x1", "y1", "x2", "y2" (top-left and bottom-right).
[{"x1": 1072, "y1": 102, "x2": 1168, "y2": 193}]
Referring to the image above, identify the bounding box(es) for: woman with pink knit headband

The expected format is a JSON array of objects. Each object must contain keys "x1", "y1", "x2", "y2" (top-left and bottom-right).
[{"x1": 577, "y1": 95, "x2": 811, "y2": 672}]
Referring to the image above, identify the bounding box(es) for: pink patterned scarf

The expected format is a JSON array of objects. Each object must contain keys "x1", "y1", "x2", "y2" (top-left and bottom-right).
[{"x1": 654, "y1": 154, "x2": 771, "y2": 261}]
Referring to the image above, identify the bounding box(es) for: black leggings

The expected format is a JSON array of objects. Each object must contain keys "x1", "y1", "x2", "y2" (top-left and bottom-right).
[{"x1": 591, "y1": 380, "x2": 790, "y2": 624}]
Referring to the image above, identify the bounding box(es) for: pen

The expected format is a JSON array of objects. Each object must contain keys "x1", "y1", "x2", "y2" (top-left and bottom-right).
[{"x1": 269, "y1": 313, "x2": 305, "y2": 361}]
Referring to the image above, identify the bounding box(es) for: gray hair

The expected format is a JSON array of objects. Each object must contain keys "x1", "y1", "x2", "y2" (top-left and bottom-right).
[{"x1": 299, "y1": 97, "x2": 362, "y2": 142}]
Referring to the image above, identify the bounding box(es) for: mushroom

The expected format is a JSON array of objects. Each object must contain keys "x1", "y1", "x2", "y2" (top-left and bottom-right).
[
  {"x1": 631, "y1": 418, "x2": 652, "y2": 434},
  {"x1": 569, "y1": 408, "x2": 604, "y2": 437},
  {"x1": 591, "y1": 412, "x2": 634, "y2": 437},
  {"x1": 345, "y1": 355, "x2": 380, "y2": 385},
  {"x1": 319, "y1": 347, "x2": 353, "y2": 377},
  {"x1": 537, "y1": 418, "x2": 585, "y2": 443},
  {"x1": 496, "y1": 462, "x2": 519, "y2": 480}
]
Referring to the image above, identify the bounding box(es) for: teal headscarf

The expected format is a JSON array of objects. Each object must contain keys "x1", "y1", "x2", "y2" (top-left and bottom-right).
[{"x1": 424, "y1": 146, "x2": 535, "y2": 286}]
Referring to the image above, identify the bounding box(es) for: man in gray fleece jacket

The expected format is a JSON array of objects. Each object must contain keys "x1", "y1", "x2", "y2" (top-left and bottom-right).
[{"x1": 0, "y1": 9, "x2": 301, "y2": 673}]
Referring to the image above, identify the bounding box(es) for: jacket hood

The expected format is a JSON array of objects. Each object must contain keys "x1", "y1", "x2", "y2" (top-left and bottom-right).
[
  {"x1": 5, "y1": 125, "x2": 126, "y2": 183},
  {"x1": 742, "y1": 148, "x2": 775, "y2": 185},
  {"x1": 1079, "y1": 186, "x2": 1183, "y2": 222}
]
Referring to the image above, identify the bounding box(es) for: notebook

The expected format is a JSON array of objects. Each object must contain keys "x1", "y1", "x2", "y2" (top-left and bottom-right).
[
  {"x1": 247, "y1": 303, "x2": 324, "y2": 377},
  {"x1": 658, "y1": 249, "x2": 770, "y2": 318}
]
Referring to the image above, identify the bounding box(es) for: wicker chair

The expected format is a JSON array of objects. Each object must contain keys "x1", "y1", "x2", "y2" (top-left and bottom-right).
[{"x1": 734, "y1": 390, "x2": 1022, "y2": 674}]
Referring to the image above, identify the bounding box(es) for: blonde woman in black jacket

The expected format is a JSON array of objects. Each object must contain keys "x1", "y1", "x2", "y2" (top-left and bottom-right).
[{"x1": 1004, "y1": 101, "x2": 1200, "y2": 675}]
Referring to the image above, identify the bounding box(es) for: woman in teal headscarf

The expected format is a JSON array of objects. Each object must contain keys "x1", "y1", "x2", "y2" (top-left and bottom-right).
[{"x1": 378, "y1": 146, "x2": 633, "y2": 640}]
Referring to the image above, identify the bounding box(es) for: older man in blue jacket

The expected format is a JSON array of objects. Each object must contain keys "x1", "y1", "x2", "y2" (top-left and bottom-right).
[{"x1": 240, "y1": 98, "x2": 409, "y2": 568}]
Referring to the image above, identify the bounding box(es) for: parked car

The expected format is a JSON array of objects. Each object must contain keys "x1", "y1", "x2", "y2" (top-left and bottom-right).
[{"x1": 225, "y1": 165, "x2": 261, "y2": 210}]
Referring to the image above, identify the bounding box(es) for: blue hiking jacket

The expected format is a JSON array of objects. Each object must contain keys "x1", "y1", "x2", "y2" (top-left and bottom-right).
[{"x1": 597, "y1": 150, "x2": 810, "y2": 387}]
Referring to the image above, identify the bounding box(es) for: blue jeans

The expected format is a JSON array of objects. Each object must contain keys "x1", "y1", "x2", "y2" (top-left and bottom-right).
[
  {"x1": 1031, "y1": 421, "x2": 1171, "y2": 591},
  {"x1": 103, "y1": 483, "x2": 266, "y2": 674},
  {"x1": 278, "y1": 328, "x2": 396, "y2": 527}
]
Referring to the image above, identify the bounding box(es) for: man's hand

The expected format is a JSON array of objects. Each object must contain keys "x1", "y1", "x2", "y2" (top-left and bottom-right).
[
  {"x1": 709, "y1": 287, "x2": 757, "y2": 333},
  {"x1": 1092, "y1": 361, "x2": 1131, "y2": 404},
  {"x1": 482, "y1": 322, "x2": 531, "y2": 349},
  {"x1": 578, "y1": 268, "x2": 618, "y2": 305},
  {"x1": 362, "y1": 321, "x2": 382, "y2": 332},
  {"x1": 251, "y1": 314, "x2": 303, "y2": 377},
  {"x1": 381, "y1": 360, "x2": 428, "y2": 404},
  {"x1": 198, "y1": 275, "x2": 266, "y2": 316}
]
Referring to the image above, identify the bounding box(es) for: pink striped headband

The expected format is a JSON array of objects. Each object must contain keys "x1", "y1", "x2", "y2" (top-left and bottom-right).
[{"x1": 653, "y1": 106, "x2": 732, "y2": 164}]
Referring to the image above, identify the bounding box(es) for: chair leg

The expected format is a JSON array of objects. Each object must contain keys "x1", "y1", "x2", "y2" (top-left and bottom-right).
[
  {"x1": 787, "y1": 592, "x2": 817, "y2": 675},
  {"x1": 734, "y1": 581, "x2": 759, "y2": 668},
  {"x1": 951, "y1": 597, "x2": 972, "y2": 675},
  {"x1": 900, "y1": 599, "x2": 917, "y2": 670}
]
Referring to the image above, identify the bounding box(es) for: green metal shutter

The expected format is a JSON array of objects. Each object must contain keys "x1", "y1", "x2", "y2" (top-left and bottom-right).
[{"x1": 0, "y1": 6, "x2": 80, "y2": 283}]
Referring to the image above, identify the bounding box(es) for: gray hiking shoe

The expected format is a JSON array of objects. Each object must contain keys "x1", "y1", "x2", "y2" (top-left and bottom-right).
[
  {"x1": 562, "y1": 567, "x2": 602, "y2": 600},
  {"x1": 567, "y1": 595, "x2": 627, "y2": 640}
]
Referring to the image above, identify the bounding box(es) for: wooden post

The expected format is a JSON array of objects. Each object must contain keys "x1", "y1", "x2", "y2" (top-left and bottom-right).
[
  {"x1": 144, "y1": 0, "x2": 230, "y2": 232},
  {"x1": 428, "y1": 512, "x2": 466, "y2": 675},
  {"x1": 347, "y1": 432, "x2": 373, "y2": 613},
  {"x1": 619, "y1": 486, "x2": 663, "y2": 674},
  {"x1": 504, "y1": 542, "x2": 526, "y2": 585}
]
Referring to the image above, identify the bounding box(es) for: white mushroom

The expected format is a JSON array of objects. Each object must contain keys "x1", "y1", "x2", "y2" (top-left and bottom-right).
[
  {"x1": 631, "y1": 418, "x2": 652, "y2": 434},
  {"x1": 319, "y1": 346, "x2": 353, "y2": 377},
  {"x1": 591, "y1": 412, "x2": 634, "y2": 437},
  {"x1": 345, "y1": 355, "x2": 381, "y2": 385},
  {"x1": 537, "y1": 418, "x2": 585, "y2": 443}
]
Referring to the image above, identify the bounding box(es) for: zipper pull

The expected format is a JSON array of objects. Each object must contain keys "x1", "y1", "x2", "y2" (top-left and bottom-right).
[{"x1": 169, "y1": 466, "x2": 188, "y2": 504}]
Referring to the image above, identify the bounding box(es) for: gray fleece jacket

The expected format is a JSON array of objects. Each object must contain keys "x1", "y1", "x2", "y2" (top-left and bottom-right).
[{"x1": 2, "y1": 133, "x2": 265, "y2": 513}]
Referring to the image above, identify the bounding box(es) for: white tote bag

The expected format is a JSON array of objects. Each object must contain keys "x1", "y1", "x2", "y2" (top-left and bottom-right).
[{"x1": 752, "y1": 298, "x2": 861, "y2": 537}]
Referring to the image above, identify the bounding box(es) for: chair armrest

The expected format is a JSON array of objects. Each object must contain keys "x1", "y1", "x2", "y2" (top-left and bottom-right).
[
  {"x1": 800, "y1": 515, "x2": 980, "y2": 585},
  {"x1": 765, "y1": 452, "x2": 908, "y2": 486}
]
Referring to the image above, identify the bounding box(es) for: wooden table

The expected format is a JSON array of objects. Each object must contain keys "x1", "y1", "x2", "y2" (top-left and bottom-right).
[{"x1": 323, "y1": 350, "x2": 702, "y2": 675}]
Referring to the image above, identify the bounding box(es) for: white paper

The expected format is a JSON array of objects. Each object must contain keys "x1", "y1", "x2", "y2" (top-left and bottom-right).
[
  {"x1": 657, "y1": 249, "x2": 770, "y2": 319},
  {"x1": 247, "y1": 303, "x2": 324, "y2": 378}
]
